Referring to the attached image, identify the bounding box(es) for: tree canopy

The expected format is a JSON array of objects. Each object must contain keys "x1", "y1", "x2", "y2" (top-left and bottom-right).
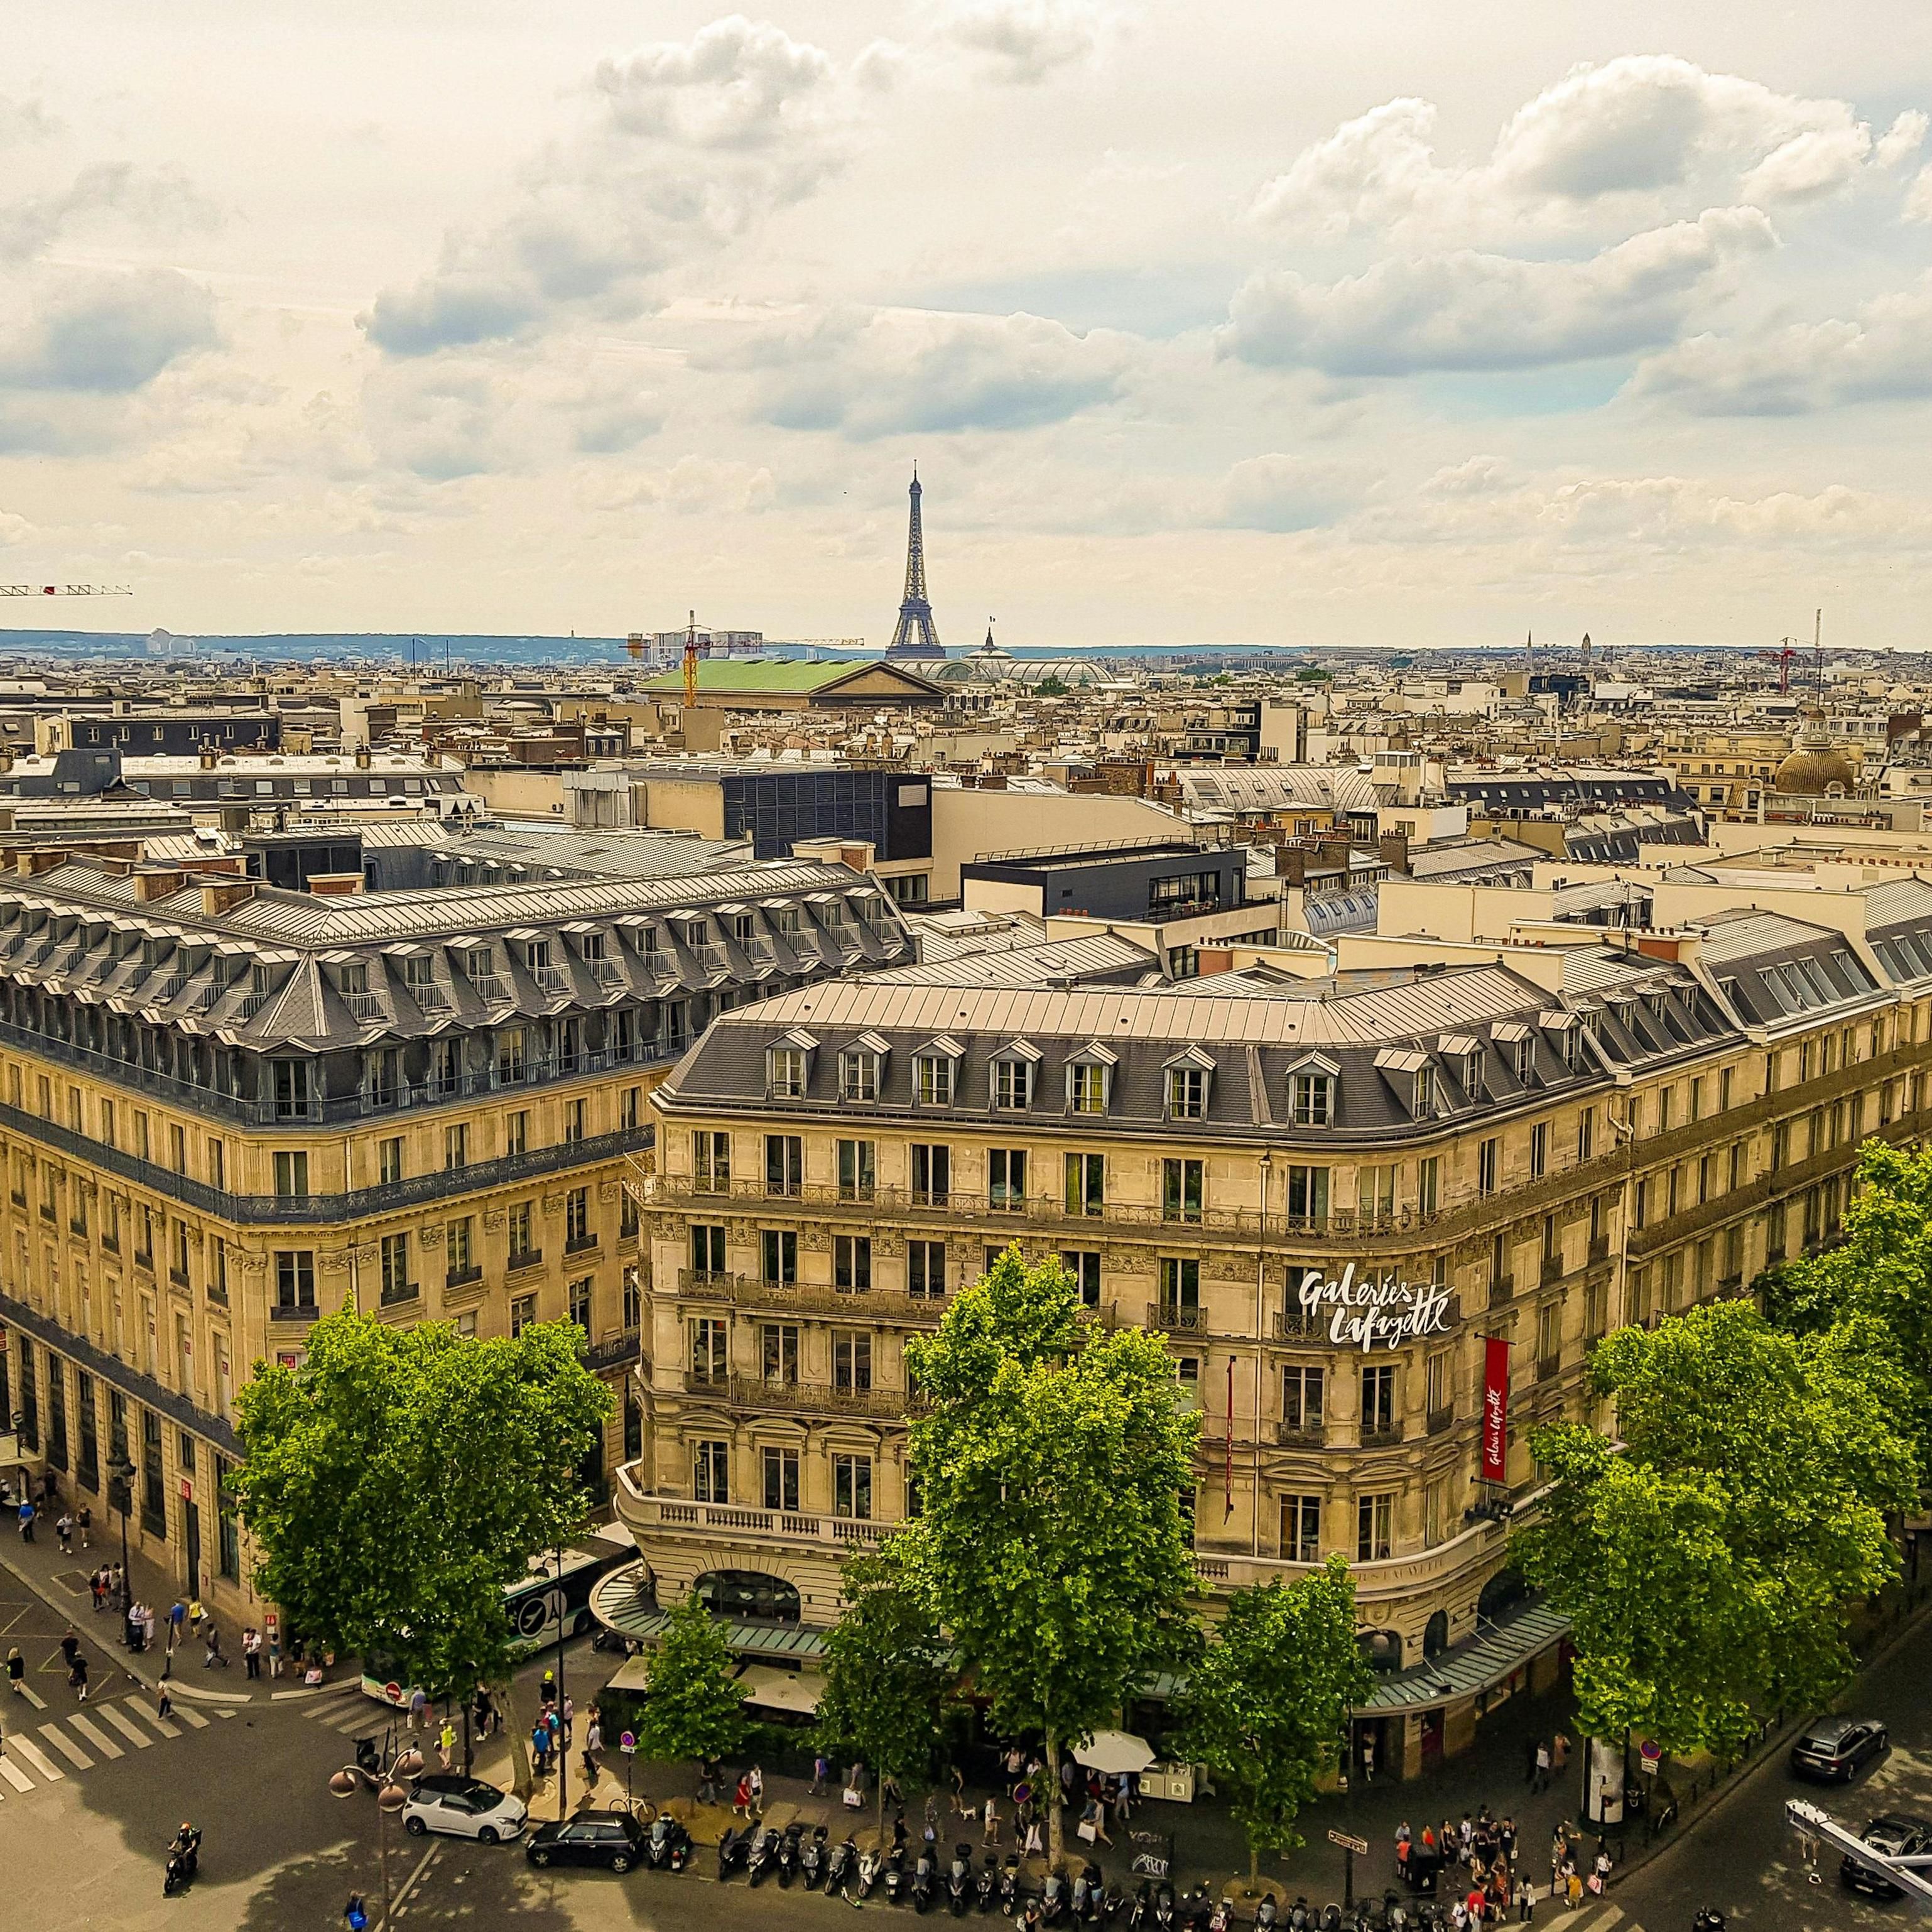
[
  {"x1": 1762, "y1": 1139, "x2": 1932, "y2": 1474},
  {"x1": 1512, "y1": 1298, "x2": 1914, "y2": 1756},
  {"x1": 1176, "y1": 1558, "x2": 1373, "y2": 1877},
  {"x1": 636, "y1": 1597, "x2": 747, "y2": 1767},
  {"x1": 902, "y1": 1249, "x2": 1200, "y2": 1865},
  {"x1": 232, "y1": 1311, "x2": 611, "y2": 1709},
  {"x1": 816, "y1": 1543, "x2": 955, "y2": 1830}
]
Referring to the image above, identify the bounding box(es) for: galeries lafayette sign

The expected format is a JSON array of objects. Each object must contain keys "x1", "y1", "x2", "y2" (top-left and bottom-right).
[{"x1": 1297, "y1": 1265, "x2": 1455, "y2": 1352}]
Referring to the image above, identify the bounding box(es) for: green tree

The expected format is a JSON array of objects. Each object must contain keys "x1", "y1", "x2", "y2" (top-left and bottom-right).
[
  {"x1": 1034, "y1": 674, "x2": 1068, "y2": 697},
  {"x1": 1176, "y1": 1558, "x2": 1372, "y2": 1879},
  {"x1": 816, "y1": 1543, "x2": 955, "y2": 1835},
  {"x1": 903, "y1": 1249, "x2": 1200, "y2": 1868},
  {"x1": 1512, "y1": 1299, "x2": 1914, "y2": 1758},
  {"x1": 1763, "y1": 1139, "x2": 1932, "y2": 1472},
  {"x1": 636, "y1": 1597, "x2": 747, "y2": 1769},
  {"x1": 232, "y1": 1310, "x2": 611, "y2": 1794}
]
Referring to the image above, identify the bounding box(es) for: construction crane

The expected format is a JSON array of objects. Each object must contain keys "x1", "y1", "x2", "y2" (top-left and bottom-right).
[
  {"x1": 1760, "y1": 637, "x2": 1801, "y2": 693},
  {"x1": 619, "y1": 612, "x2": 705, "y2": 705},
  {"x1": 1759, "y1": 612, "x2": 1824, "y2": 697},
  {"x1": 0, "y1": 583, "x2": 134, "y2": 598}
]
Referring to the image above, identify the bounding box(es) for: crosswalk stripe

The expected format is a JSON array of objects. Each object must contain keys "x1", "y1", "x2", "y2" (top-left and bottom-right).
[
  {"x1": 67, "y1": 1713, "x2": 121, "y2": 1759},
  {"x1": 38, "y1": 1723, "x2": 92, "y2": 1769},
  {"x1": 328, "y1": 1708, "x2": 375, "y2": 1734},
  {"x1": 97, "y1": 1705, "x2": 150, "y2": 1748},
  {"x1": 0, "y1": 1754, "x2": 33, "y2": 1792},
  {"x1": 171, "y1": 1699, "x2": 209, "y2": 1730},
  {"x1": 13, "y1": 1683, "x2": 45, "y2": 1711},
  {"x1": 10, "y1": 1734, "x2": 62, "y2": 1780},
  {"x1": 127, "y1": 1697, "x2": 178, "y2": 1740}
]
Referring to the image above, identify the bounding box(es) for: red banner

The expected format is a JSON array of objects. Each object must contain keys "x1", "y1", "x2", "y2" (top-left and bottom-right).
[{"x1": 1480, "y1": 1337, "x2": 1511, "y2": 1483}]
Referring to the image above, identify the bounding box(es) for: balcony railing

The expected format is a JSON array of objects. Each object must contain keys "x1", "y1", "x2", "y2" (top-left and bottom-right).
[
  {"x1": 582, "y1": 1329, "x2": 643, "y2": 1374},
  {"x1": 680, "y1": 1373, "x2": 924, "y2": 1422},
  {"x1": 1426, "y1": 1404, "x2": 1455, "y2": 1436},
  {"x1": 614, "y1": 1468, "x2": 898, "y2": 1551},
  {"x1": 1274, "y1": 1421, "x2": 1325, "y2": 1448}
]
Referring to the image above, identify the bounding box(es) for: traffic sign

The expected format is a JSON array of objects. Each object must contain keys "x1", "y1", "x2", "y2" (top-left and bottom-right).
[
  {"x1": 620, "y1": 1731, "x2": 636, "y2": 1755},
  {"x1": 384, "y1": 1681, "x2": 403, "y2": 1704},
  {"x1": 1637, "y1": 1739, "x2": 1662, "y2": 1775},
  {"x1": 1328, "y1": 1830, "x2": 1370, "y2": 1857}
]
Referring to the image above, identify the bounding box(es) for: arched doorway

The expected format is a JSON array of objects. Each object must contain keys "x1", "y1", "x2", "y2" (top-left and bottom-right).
[{"x1": 1423, "y1": 1610, "x2": 1449, "y2": 1660}]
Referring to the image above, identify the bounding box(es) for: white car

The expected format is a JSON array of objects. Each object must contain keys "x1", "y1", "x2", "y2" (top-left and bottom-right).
[{"x1": 402, "y1": 1774, "x2": 528, "y2": 1844}]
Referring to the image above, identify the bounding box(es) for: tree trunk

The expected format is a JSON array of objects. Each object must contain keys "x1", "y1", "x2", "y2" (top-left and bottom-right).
[
  {"x1": 1045, "y1": 1731, "x2": 1063, "y2": 1874},
  {"x1": 877, "y1": 1776, "x2": 886, "y2": 1850},
  {"x1": 494, "y1": 1675, "x2": 533, "y2": 1801},
  {"x1": 1248, "y1": 1844, "x2": 1259, "y2": 1885}
]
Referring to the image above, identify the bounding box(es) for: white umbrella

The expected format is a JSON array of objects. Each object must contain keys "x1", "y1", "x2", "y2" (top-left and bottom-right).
[{"x1": 1073, "y1": 1729, "x2": 1157, "y2": 1776}]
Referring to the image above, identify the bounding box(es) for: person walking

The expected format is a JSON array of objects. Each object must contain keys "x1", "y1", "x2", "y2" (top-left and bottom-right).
[
  {"x1": 733, "y1": 1772, "x2": 752, "y2": 1820},
  {"x1": 157, "y1": 1680, "x2": 173, "y2": 1723},
  {"x1": 531, "y1": 1720, "x2": 552, "y2": 1779},
  {"x1": 55, "y1": 1511, "x2": 73, "y2": 1554},
  {"x1": 1533, "y1": 1740, "x2": 1551, "y2": 1794},
  {"x1": 6, "y1": 1647, "x2": 23, "y2": 1696},
  {"x1": 1551, "y1": 1732, "x2": 1570, "y2": 1777},
  {"x1": 69, "y1": 1650, "x2": 89, "y2": 1701},
  {"x1": 89, "y1": 1570, "x2": 106, "y2": 1613},
  {"x1": 697, "y1": 1758, "x2": 719, "y2": 1806},
  {"x1": 581, "y1": 1713, "x2": 602, "y2": 1789},
  {"x1": 560, "y1": 1693, "x2": 574, "y2": 1747},
  {"x1": 1514, "y1": 1875, "x2": 1534, "y2": 1924},
  {"x1": 749, "y1": 1764, "x2": 764, "y2": 1817},
  {"x1": 408, "y1": 1686, "x2": 429, "y2": 1733},
  {"x1": 204, "y1": 1625, "x2": 228, "y2": 1668},
  {"x1": 984, "y1": 1797, "x2": 999, "y2": 1847},
  {"x1": 242, "y1": 1627, "x2": 261, "y2": 1678},
  {"x1": 16, "y1": 1497, "x2": 34, "y2": 1543},
  {"x1": 811, "y1": 1751, "x2": 830, "y2": 1796},
  {"x1": 75, "y1": 1504, "x2": 90, "y2": 1550},
  {"x1": 438, "y1": 1718, "x2": 457, "y2": 1773},
  {"x1": 1524, "y1": 1736, "x2": 1540, "y2": 1788}
]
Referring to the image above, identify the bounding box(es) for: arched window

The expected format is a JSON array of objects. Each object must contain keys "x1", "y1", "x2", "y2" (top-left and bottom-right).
[{"x1": 1423, "y1": 1611, "x2": 1449, "y2": 1660}]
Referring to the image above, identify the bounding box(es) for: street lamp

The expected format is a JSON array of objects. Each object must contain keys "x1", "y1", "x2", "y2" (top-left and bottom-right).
[
  {"x1": 106, "y1": 1453, "x2": 137, "y2": 1619},
  {"x1": 330, "y1": 1741, "x2": 425, "y2": 1929}
]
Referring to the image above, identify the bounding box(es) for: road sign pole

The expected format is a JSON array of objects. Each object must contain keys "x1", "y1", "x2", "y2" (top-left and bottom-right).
[{"x1": 1344, "y1": 1846, "x2": 1354, "y2": 1908}]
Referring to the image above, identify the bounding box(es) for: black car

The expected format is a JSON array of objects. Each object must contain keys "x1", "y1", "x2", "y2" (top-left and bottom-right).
[
  {"x1": 1842, "y1": 1814, "x2": 1932, "y2": 1900},
  {"x1": 525, "y1": 1813, "x2": 648, "y2": 1874},
  {"x1": 1791, "y1": 1716, "x2": 1889, "y2": 1783}
]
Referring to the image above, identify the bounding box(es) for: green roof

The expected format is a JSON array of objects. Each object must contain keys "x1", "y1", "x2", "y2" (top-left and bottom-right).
[{"x1": 641, "y1": 659, "x2": 926, "y2": 695}]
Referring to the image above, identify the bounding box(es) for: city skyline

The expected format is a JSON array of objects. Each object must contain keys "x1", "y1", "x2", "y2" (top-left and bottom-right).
[{"x1": 5, "y1": 4, "x2": 1932, "y2": 646}]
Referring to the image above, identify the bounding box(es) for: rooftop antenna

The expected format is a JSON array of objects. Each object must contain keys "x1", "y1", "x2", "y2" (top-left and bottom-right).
[{"x1": 1814, "y1": 607, "x2": 1824, "y2": 705}]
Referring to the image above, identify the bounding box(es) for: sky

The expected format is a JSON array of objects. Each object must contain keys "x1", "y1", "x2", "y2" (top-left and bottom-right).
[{"x1": 7, "y1": 1, "x2": 1932, "y2": 651}]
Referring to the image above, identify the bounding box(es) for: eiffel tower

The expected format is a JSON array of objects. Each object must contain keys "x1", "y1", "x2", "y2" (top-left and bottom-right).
[{"x1": 883, "y1": 469, "x2": 945, "y2": 661}]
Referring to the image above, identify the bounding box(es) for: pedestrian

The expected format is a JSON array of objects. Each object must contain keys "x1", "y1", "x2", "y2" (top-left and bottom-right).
[
  {"x1": 1551, "y1": 1732, "x2": 1570, "y2": 1776},
  {"x1": 531, "y1": 1721, "x2": 551, "y2": 1778},
  {"x1": 16, "y1": 1497, "x2": 34, "y2": 1543},
  {"x1": 1082, "y1": 1796, "x2": 1112, "y2": 1847},
  {"x1": 438, "y1": 1718, "x2": 456, "y2": 1773},
  {"x1": 1468, "y1": 1884, "x2": 1487, "y2": 1926},
  {"x1": 1533, "y1": 1740, "x2": 1550, "y2": 1793},
  {"x1": 157, "y1": 1680, "x2": 173, "y2": 1723},
  {"x1": 344, "y1": 1894, "x2": 369, "y2": 1932},
  {"x1": 734, "y1": 1772, "x2": 752, "y2": 1819},
  {"x1": 55, "y1": 1511, "x2": 73, "y2": 1553},
  {"x1": 812, "y1": 1750, "x2": 830, "y2": 1796},
  {"x1": 6, "y1": 1647, "x2": 23, "y2": 1695},
  {"x1": 1525, "y1": 1736, "x2": 1540, "y2": 1787},
  {"x1": 1514, "y1": 1876, "x2": 1534, "y2": 1924},
  {"x1": 1004, "y1": 1744, "x2": 1024, "y2": 1795},
  {"x1": 1459, "y1": 1813, "x2": 1473, "y2": 1860},
  {"x1": 243, "y1": 1627, "x2": 261, "y2": 1678},
  {"x1": 984, "y1": 1797, "x2": 999, "y2": 1847},
  {"x1": 60, "y1": 1629, "x2": 80, "y2": 1669},
  {"x1": 69, "y1": 1651, "x2": 89, "y2": 1701},
  {"x1": 472, "y1": 1689, "x2": 492, "y2": 1739},
  {"x1": 1564, "y1": 1865, "x2": 1583, "y2": 1911},
  {"x1": 166, "y1": 1598, "x2": 186, "y2": 1653},
  {"x1": 1500, "y1": 1816, "x2": 1516, "y2": 1863},
  {"x1": 109, "y1": 1564, "x2": 124, "y2": 1609},
  {"x1": 139, "y1": 1602, "x2": 156, "y2": 1651},
  {"x1": 188, "y1": 1597, "x2": 207, "y2": 1634},
  {"x1": 75, "y1": 1505, "x2": 89, "y2": 1549},
  {"x1": 697, "y1": 1758, "x2": 720, "y2": 1805},
  {"x1": 560, "y1": 1693, "x2": 573, "y2": 1747},
  {"x1": 408, "y1": 1686, "x2": 429, "y2": 1732},
  {"x1": 205, "y1": 1625, "x2": 228, "y2": 1668},
  {"x1": 582, "y1": 1713, "x2": 602, "y2": 1787},
  {"x1": 952, "y1": 1764, "x2": 969, "y2": 1818},
  {"x1": 540, "y1": 1667, "x2": 556, "y2": 1707},
  {"x1": 926, "y1": 1791, "x2": 940, "y2": 1835},
  {"x1": 749, "y1": 1763, "x2": 764, "y2": 1816},
  {"x1": 89, "y1": 1570, "x2": 105, "y2": 1612}
]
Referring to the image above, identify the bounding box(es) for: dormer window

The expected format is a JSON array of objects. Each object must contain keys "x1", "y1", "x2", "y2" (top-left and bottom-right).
[
  {"x1": 840, "y1": 1033, "x2": 888, "y2": 1103},
  {"x1": 990, "y1": 1041, "x2": 1041, "y2": 1110},
  {"x1": 914, "y1": 1036, "x2": 963, "y2": 1106},
  {"x1": 768, "y1": 1046, "x2": 807, "y2": 1097},
  {"x1": 1414, "y1": 1065, "x2": 1437, "y2": 1117},
  {"x1": 1512, "y1": 1037, "x2": 1534, "y2": 1083},
  {"x1": 1168, "y1": 1068, "x2": 1206, "y2": 1118},
  {"x1": 1286, "y1": 1053, "x2": 1340, "y2": 1127},
  {"x1": 1065, "y1": 1042, "x2": 1117, "y2": 1115},
  {"x1": 1374, "y1": 1045, "x2": 1433, "y2": 1117}
]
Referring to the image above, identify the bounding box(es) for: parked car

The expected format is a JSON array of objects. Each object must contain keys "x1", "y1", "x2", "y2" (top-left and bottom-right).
[
  {"x1": 1842, "y1": 1815, "x2": 1932, "y2": 1900},
  {"x1": 1791, "y1": 1717, "x2": 1889, "y2": 1783},
  {"x1": 526, "y1": 1813, "x2": 648, "y2": 1874},
  {"x1": 402, "y1": 1774, "x2": 528, "y2": 1844}
]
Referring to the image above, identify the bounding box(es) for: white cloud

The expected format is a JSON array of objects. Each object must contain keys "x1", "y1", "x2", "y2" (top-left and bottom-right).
[
  {"x1": 579, "y1": 454, "x2": 776, "y2": 516},
  {"x1": 1252, "y1": 57, "x2": 1921, "y2": 241},
  {"x1": 0, "y1": 266, "x2": 216, "y2": 394},
  {"x1": 363, "y1": 16, "x2": 866, "y2": 359},
  {"x1": 713, "y1": 305, "x2": 1134, "y2": 438},
  {"x1": 1630, "y1": 273, "x2": 1932, "y2": 414},
  {"x1": 1221, "y1": 206, "x2": 1776, "y2": 376},
  {"x1": 938, "y1": 0, "x2": 1114, "y2": 85},
  {"x1": 1903, "y1": 160, "x2": 1932, "y2": 223},
  {"x1": 1210, "y1": 453, "x2": 1355, "y2": 533}
]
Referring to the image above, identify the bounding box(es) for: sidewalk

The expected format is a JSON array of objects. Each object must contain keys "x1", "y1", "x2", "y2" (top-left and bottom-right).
[{"x1": 0, "y1": 1509, "x2": 254, "y2": 1702}]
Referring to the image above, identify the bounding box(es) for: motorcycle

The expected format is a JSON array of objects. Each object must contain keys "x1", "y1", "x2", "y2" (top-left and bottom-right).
[
  {"x1": 912, "y1": 1852, "x2": 936, "y2": 1915},
  {"x1": 746, "y1": 1826, "x2": 779, "y2": 1887},
  {"x1": 1153, "y1": 1885, "x2": 1176, "y2": 1932},
  {"x1": 717, "y1": 1826, "x2": 749, "y2": 1882},
  {"x1": 1127, "y1": 1882, "x2": 1152, "y2": 1932},
  {"x1": 162, "y1": 1827, "x2": 201, "y2": 1898},
  {"x1": 826, "y1": 1838, "x2": 857, "y2": 1894},
  {"x1": 801, "y1": 1825, "x2": 828, "y2": 1890},
  {"x1": 1255, "y1": 1899, "x2": 1279, "y2": 1932},
  {"x1": 948, "y1": 1847, "x2": 974, "y2": 1917},
  {"x1": 1101, "y1": 1884, "x2": 1127, "y2": 1927},
  {"x1": 1207, "y1": 1897, "x2": 1232, "y2": 1932},
  {"x1": 884, "y1": 1844, "x2": 908, "y2": 1906},
  {"x1": 857, "y1": 1848, "x2": 884, "y2": 1900},
  {"x1": 1043, "y1": 1869, "x2": 1069, "y2": 1925},
  {"x1": 646, "y1": 1813, "x2": 692, "y2": 1872},
  {"x1": 1320, "y1": 1907, "x2": 1343, "y2": 1932},
  {"x1": 1288, "y1": 1904, "x2": 1310, "y2": 1932},
  {"x1": 778, "y1": 1821, "x2": 803, "y2": 1887},
  {"x1": 999, "y1": 1855, "x2": 1022, "y2": 1917},
  {"x1": 977, "y1": 1855, "x2": 1001, "y2": 1914}
]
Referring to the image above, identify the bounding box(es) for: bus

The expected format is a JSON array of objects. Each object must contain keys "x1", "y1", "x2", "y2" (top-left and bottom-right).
[{"x1": 359, "y1": 1529, "x2": 634, "y2": 1708}]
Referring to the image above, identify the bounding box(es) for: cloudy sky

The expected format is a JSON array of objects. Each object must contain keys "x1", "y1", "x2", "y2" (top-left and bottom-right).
[{"x1": 8, "y1": 1, "x2": 1932, "y2": 649}]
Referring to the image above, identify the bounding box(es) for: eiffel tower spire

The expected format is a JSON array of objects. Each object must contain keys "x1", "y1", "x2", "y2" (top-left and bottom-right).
[{"x1": 884, "y1": 469, "x2": 945, "y2": 660}]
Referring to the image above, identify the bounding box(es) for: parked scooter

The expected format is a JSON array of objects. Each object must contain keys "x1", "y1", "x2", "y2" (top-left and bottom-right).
[
  {"x1": 1254, "y1": 1898, "x2": 1279, "y2": 1932},
  {"x1": 999, "y1": 1856, "x2": 1022, "y2": 1917},
  {"x1": 1207, "y1": 1896, "x2": 1233, "y2": 1932},
  {"x1": 948, "y1": 1845, "x2": 974, "y2": 1916},
  {"x1": 977, "y1": 1853, "x2": 1001, "y2": 1913},
  {"x1": 1043, "y1": 1869, "x2": 1070, "y2": 1925},
  {"x1": 646, "y1": 1812, "x2": 692, "y2": 1871},
  {"x1": 912, "y1": 1851, "x2": 937, "y2": 1914},
  {"x1": 826, "y1": 1836, "x2": 857, "y2": 1895},
  {"x1": 777, "y1": 1821, "x2": 803, "y2": 1887},
  {"x1": 855, "y1": 1847, "x2": 884, "y2": 1899},
  {"x1": 717, "y1": 1825, "x2": 750, "y2": 1882},
  {"x1": 884, "y1": 1843, "x2": 908, "y2": 1905},
  {"x1": 1153, "y1": 1885, "x2": 1176, "y2": 1932},
  {"x1": 1127, "y1": 1881, "x2": 1153, "y2": 1932},
  {"x1": 746, "y1": 1825, "x2": 779, "y2": 1887}
]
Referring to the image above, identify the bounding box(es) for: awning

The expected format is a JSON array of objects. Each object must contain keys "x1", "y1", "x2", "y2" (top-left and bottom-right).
[{"x1": 588, "y1": 1561, "x2": 830, "y2": 1661}]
